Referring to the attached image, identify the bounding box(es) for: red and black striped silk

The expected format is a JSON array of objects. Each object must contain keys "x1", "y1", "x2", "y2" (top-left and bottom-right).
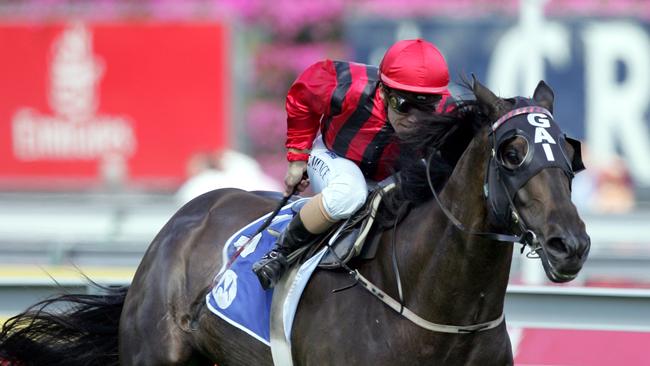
[{"x1": 285, "y1": 59, "x2": 452, "y2": 181}]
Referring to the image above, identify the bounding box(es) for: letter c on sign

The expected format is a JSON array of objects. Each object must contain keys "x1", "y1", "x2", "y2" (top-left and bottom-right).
[{"x1": 527, "y1": 113, "x2": 550, "y2": 128}]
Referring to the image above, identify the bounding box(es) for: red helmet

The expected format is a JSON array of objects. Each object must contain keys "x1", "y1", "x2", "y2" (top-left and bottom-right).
[{"x1": 379, "y1": 39, "x2": 449, "y2": 94}]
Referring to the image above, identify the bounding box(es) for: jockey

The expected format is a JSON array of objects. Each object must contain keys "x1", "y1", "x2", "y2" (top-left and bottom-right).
[{"x1": 253, "y1": 39, "x2": 456, "y2": 289}]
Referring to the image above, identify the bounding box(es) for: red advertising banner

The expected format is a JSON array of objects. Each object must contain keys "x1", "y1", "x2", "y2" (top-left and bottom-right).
[{"x1": 0, "y1": 22, "x2": 229, "y2": 190}]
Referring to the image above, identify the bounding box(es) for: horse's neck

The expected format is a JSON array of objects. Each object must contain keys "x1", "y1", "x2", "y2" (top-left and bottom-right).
[{"x1": 400, "y1": 135, "x2": 513, "y2": 324}]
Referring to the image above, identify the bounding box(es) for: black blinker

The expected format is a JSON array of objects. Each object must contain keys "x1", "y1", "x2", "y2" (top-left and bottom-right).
[{"x1": 565, "y1": 137, "x2": 585, "y2": 173}]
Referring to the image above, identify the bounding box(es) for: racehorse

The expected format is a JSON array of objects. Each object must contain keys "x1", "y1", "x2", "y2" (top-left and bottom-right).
[{"x1": 0, "y1": 79, "x2": 590, "y2": 365}]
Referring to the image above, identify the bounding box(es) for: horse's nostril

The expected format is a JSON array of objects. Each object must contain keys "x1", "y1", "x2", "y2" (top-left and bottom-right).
[{"x1": 546, "y1": 237, "x2": 573, "y2": 257}]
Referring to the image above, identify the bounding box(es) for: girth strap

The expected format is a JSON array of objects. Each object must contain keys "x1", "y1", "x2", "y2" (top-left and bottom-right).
[{"x1": 353, "y1": 270, "x2": 505, "y2": 334}]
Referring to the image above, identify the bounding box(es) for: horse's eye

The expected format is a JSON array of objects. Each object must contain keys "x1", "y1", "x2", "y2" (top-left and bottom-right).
[
  {"x1": 504, "y1": 150, "x2": 522, "y2": 165},
  {"x1": 497, "y1": 136, "x2": 528, "y2": 169}
]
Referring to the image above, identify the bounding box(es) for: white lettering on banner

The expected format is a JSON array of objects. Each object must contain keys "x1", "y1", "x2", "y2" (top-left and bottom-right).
[
  {"x1": 10, "y1": 22, "x2": 136, "y2": 161},
  {"x1": 12, "y1": 110, "x2": 135, "y2": 160},
  {"x1": 584, "y1": 21, "x2": 650, "y2": 185},
  {"x1": 487, "y1": 0, "x2": 571, "y2": 97},
  {"x1": 527, "y1": 113, "x2": 556, "y2": 161}
]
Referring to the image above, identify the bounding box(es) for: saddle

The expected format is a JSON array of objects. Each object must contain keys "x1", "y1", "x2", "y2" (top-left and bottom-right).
[
  {"x1": 256, "y1": 180, "x2": 396, "y2": 270},
  {"x1": 316, "y1": 181, "x2": 395, "y2": 268}
]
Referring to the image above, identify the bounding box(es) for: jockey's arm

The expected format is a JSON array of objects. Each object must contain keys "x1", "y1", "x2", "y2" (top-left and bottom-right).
[{"x1": 285, "y1": 60, "x2": 338, "y2": 161}]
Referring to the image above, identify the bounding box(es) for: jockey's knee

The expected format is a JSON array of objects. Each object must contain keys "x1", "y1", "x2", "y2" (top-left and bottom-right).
[{"x1": 321, "y1": 181, "x2": 368, "y2": 220}]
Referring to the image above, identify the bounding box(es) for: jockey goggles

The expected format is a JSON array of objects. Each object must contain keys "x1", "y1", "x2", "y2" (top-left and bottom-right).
[{"x1": 386, "y1": 88, "x2": 441, "y2": 114}]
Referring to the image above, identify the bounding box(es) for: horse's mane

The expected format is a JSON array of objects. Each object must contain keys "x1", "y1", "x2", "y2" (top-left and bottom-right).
[{"x1": 379, "y1": 96, "x2": 490, "y2": 224}]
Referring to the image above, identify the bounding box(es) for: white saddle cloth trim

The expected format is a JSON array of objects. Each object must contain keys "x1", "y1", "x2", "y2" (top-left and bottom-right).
[{"x1": 270, "y1": 247, "x2": 327, "y2": 366}]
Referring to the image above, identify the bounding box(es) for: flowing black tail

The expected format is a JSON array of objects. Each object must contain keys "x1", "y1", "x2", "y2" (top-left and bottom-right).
[{"x1": 0, "y1": 284, "x2": 128, "y2": 366}]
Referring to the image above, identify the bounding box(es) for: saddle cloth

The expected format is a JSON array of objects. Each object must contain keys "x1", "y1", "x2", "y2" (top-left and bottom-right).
[{"x1": 206, "y1": 198, "x2": 327, "y2": 345}]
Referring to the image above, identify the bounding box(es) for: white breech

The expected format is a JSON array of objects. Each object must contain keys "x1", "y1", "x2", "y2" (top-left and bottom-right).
[{"x1": 307, "y1": 135, "x2": 368, "y2": 221}]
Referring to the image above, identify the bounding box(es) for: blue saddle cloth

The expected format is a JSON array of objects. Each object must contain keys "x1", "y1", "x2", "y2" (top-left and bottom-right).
[{"x1": 206, "y1": 198, "x2": 312, "y2": 345}]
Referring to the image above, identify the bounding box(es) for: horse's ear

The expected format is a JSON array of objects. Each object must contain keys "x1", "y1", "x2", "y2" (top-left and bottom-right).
[
  {"x1": 472, "y1": 74, "x2": 501, "y2": 120},
  {"x1": 533, "y1": 80, "x2": 554, "y2": 113}
]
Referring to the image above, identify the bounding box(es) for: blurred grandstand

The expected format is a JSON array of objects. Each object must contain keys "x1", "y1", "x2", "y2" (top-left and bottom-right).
[{"x1": 1, "y1": 0, "x2": 650, "y2": 364}]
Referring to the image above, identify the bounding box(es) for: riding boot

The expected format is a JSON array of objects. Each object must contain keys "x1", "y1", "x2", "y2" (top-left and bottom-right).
[{"x1": 252, "y1": 214, "x2": 319, "y2": 290}]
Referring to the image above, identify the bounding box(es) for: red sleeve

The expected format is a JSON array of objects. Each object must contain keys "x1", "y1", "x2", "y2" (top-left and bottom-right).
[{"x1": 285, "y1": 60, "x2": 337, "y2": 159}]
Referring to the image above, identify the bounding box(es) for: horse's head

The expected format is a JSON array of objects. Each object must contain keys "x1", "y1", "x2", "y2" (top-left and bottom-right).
[{"x1": 473, "y1": 78, "x2": 591, "y2": 283}]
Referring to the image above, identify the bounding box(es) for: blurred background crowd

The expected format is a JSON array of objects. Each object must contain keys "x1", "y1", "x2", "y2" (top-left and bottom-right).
[
  {"x1": 1, "y1": 0, "x2": 648, "y2": 212},
  {"x1": 1, "y1": 0, "x2": 650, "y2": 363}
]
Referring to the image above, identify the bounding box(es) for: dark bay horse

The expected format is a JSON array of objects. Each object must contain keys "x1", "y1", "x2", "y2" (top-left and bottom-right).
[{"x1": 0, "y1": 79, "x2": 590, "y2": 365}]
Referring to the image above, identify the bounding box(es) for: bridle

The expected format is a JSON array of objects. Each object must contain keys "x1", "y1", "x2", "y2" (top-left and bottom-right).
[
  {"x1": 347, "y1": 103, "x2": 586, "y2": 334},
  {"x1": 425, "y1": 103, "x2": 585, "y2": 253},
  {"x1": 425, "y1": 151, "x2": 538, "y2": 252}
]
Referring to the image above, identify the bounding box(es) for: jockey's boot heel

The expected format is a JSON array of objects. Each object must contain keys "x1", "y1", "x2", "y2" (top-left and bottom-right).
[{"x1": 253, "y1": 214, "x2": 318, "y2": 290}]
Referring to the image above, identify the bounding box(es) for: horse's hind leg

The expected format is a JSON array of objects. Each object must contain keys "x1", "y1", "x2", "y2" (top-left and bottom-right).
[
  {"x1": 119, "y1": 269, "x2": 216, "y2": 366},
  {"x1": 119, "y1": 291, "x2": 200, "y2": 366}
]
